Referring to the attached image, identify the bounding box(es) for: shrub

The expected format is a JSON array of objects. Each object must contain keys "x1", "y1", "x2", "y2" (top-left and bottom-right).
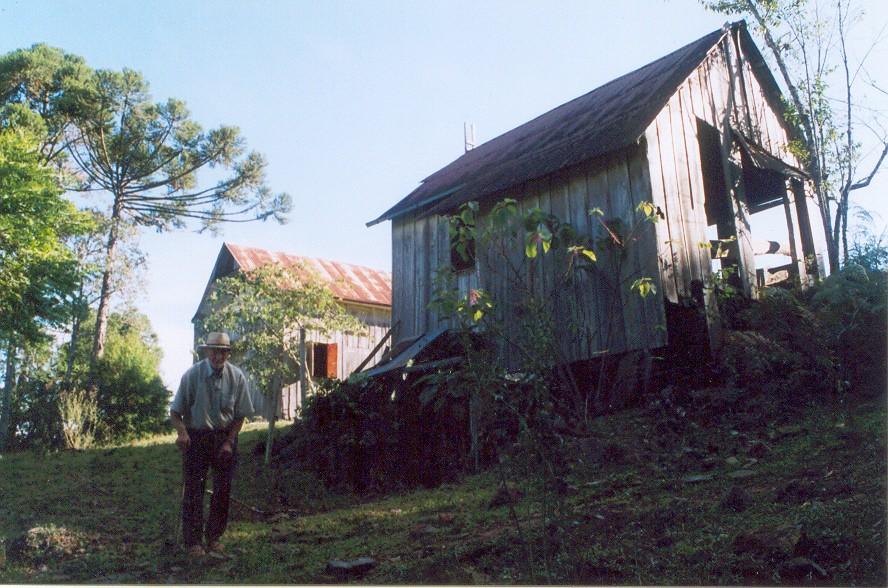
[
  {"x1": 847, "y1": 231, "x2": 888, "y2": 272},
  {"x1": 737, "y1": 288, "x2": 833, "y2": 370},
  {"x1": 719, "y1": 288, "x2": 842, "y2": 401},
  {"x1": 8, "y1": 378, "x2": 64, "y2": 451},
  {"x1": 63, "y1": 310, "x2": 171, "y2": 444},
  {"x1": 91, "y1": 357, "x2": 168, "y2": 443},
  {"x1": 276, "y1": 375, "x2": 472, "y2": 492},
  {"x1": 810, "y1": 265, "x2": 887, "y2": 394},
  {"x1": 58, "y1": 389, "x2": 100, "y2": 450}
]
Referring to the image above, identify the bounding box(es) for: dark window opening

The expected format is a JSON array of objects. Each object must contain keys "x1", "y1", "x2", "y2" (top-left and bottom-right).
[
  {"x1": 698, "y1": 119, "x2": 730, "y2": 230},
  {"x1": 741, "y1": 151, "x2": 786, "y2": 213},
  {"x1": 450, "y1": 236, "x2": 476, "y2": 272},
  {"x1": 309, "y1": 342, "x2": 338, "y2": 379}
]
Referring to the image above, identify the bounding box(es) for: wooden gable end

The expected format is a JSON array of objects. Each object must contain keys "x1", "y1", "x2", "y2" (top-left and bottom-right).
[{"x1": 642, "y1": 27, "x2": 826, "y2": 306}]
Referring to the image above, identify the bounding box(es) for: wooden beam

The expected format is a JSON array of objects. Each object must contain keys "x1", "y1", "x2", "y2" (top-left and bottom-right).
[
  {"x1": 354, "y1": 321, "x2": 399, "y2": 374},
  {"x1": 298, "y1": 328, "x2": 307, "y2": 409},
  {"x1": 402, "y1": 356, "x2": 463, "y2": 374}
]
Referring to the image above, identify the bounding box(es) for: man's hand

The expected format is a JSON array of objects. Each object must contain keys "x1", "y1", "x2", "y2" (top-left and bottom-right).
[
  {"x1": 176, "y1": 431, "x2": 191, "y2": 453},
  {"x1": 218, "y1": 439, "x2": 234, "y2": 460}
]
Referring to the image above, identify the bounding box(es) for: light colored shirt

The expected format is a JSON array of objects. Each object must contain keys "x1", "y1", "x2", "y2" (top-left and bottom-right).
[{"x1": 170, "y1": 359, "x2": 254, "y2": 430}]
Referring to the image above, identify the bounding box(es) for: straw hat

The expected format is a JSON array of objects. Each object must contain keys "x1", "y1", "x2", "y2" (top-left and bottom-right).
[{"x1": 199, "y1": 332, "x2": 231, "y2": 350}]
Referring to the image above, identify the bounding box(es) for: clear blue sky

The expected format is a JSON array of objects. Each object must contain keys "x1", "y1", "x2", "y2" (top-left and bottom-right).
[{"x1": 3, "y1": 0, "x2": 886, "y2": 390}]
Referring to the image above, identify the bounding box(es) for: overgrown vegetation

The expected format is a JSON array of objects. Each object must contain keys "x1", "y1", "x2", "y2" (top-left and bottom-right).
[
  {"x1": 254, "y1": 195, "x2": 887, "y2": 583},
  {"x1": 272, "y1": 371, "x2": 472, "y2": 493},
  {"x1": 0, "y1": 358, "x2": 883, "y2": 584}
]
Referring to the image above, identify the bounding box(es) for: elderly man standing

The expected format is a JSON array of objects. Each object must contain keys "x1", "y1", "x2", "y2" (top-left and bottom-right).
[{"x1": 170, "y1": 332, "x2": 254, "y2": 557}]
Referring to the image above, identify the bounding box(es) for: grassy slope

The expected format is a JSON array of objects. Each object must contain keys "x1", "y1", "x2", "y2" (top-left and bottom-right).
[{"x1": 0, "y1": 394, "x2": 884, "y2": 585}]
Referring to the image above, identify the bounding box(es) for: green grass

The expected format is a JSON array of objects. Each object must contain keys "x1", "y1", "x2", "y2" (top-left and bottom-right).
[{"x1": 0, "y1": 393, "x2": 885, "y2": 584}]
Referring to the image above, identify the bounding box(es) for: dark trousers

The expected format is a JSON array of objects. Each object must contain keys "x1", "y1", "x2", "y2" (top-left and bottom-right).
[{"x1": 181, "y1": 428, "x2": 237, "y2": 546}]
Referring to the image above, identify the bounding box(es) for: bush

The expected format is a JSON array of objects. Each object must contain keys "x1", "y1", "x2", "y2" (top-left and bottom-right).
[
  {"x1": 717, "y1": 264, "x2": 887, "y2": 401},
  {"x1": 63, "y1": 310, "x2": 171, "y2": 444},
  {"x1": 723, "y1": 289, "x2": 841, "y2": 400},
  {"x1": 276, "y1": 375, "x2": 472, "y2": 493},
  {"x1": 92, "y1": 356, "x2": 168, "y2": 443},
  {"x1": 58, "y1": 389, "x2": 100, "y2": 450},
  {"x1": 810, "y1": 265, "x2": 887, "y2": 394},
  {"x1": 847, "y1": 231, "x2": 888, "y2": 272},
  {"x1": 8, "y1": 378, "x2": 64, "y2": 451}
]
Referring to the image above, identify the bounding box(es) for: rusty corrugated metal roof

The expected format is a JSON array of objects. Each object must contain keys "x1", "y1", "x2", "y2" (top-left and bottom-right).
[
  {"x1": 225, "y1": 243, "x2": 392, "y2": 307},
  {"x1": 368, "y1": 23, "x2": 742, "y2": 226}
]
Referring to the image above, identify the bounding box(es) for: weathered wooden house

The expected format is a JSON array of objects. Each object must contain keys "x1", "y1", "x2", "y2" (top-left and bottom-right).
[
  {"x1": 193, "y1": 243, "x2": 392, "y2": 417},
  {"x1": 366, "y1": 21, "x2": 829, "y2": 374}
]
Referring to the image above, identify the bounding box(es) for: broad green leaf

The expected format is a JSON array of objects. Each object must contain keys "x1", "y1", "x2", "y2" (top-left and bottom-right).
[
  {"x1": 525, "y1": 234, "x2": 538, "y2": 259},
  {"x1": 631, "y1": 277, "x2": 657, "y2": 298},
  {"x1": 636, "y1": 201, "x2": 658, "y2": 221}
]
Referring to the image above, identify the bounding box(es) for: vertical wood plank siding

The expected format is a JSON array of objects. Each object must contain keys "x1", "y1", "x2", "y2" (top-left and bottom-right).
[
  {"x1": 391, "y1": 148, "x2": 669, "y2": 363},
  {"x1": 391, "y1": 218, "x2": 405, "y2": 341}
]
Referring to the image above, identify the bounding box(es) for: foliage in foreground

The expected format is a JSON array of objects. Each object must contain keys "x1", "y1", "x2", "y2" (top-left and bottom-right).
[{"x1": 202, "y1": 262, "x2": 365, "y2": 405}]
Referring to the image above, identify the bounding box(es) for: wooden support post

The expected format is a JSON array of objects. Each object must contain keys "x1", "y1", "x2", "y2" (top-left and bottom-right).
[
  {"x1": 782, "y1": 183, "x2": 809, "y2": 286},
  {"x1": 723, "y1": 140, "x2": 757, "y2": 298},
  {"x1": 264, "y1": 374, "x2": 281, "y2": 465},
  {"x1": 720, "y1": 35, "x2": 757, "y2": 298},
  {"x1": 298, "y1": 328, "x2": 307, "y2": 410},
  {"x1": 791, "y1": 179, "x2": 820, "y2": 281}
]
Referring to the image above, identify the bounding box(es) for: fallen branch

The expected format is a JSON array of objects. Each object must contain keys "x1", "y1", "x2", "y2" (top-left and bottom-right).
[{"x1": 205, "y1": 489, "x2": 270, "y2": 517}]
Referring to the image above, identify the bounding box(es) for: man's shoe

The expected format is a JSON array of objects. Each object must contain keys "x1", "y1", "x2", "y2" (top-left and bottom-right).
[{"x1": 186, "y1": 544, "x2": 206, "y2": 557}]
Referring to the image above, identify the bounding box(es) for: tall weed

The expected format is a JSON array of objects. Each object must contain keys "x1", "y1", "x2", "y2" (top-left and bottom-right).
[{"x1": 58, "y1": 389, "x2": 100, "y2": 450}]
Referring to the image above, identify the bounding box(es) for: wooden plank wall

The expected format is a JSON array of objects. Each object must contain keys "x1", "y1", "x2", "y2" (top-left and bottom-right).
[
  {"x1": 391, "y1": 213, "x2": 458, "y2": 342},
  {"x1": 240, "y1": 303, "x2": 392, "y2": 420},
  {"x1": 390, "y1": 148, "x2": 669, "y2": 365}
]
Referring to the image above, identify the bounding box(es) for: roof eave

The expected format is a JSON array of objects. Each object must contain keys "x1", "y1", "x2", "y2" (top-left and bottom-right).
[{"x1": 366, "y1": 184, "x2": 465, "y2": 227}]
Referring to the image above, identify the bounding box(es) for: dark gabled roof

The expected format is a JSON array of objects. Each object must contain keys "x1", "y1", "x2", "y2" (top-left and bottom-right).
[{"x1": 368, "y1": 22, "x2": 743, "y2": 227}]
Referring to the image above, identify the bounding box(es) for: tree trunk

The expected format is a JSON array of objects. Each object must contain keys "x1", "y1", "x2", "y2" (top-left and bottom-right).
[
  {"x1": 65, "y1": 311, "x2": 82, "y2": 388},
  {"x1": 298, "y1": 328, "x2": 307, "y2": 408},
  {"x1": 841, "y1": 198, "x2": 849, "y2": 265},
  {"x1": 264, "y1": 375, "x2": 281, "y2": 466},
  {"x1": 88, "y1": 199, "x2": 123, "y2": 390},
  {"x1": 64, "y1": 282, "x2": 87, "y2": 389},
  {"x1": 0, "y1": 342, "x2": 17, "y2": 451}
]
